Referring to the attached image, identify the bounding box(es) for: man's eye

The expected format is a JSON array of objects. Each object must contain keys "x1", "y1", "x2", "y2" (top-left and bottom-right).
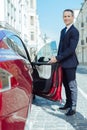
[{"x1": 64, "y1": 16, "x2": 71, "y2": 18}]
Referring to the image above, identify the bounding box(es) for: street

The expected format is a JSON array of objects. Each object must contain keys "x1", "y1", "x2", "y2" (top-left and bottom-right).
[{"x1": 29, "y1": 65, "x2": 87, "y2": 130}]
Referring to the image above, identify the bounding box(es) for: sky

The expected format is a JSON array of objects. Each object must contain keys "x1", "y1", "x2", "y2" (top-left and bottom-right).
[{"x1": 37, "y1": 0, "x2": 83, "y2": 43}]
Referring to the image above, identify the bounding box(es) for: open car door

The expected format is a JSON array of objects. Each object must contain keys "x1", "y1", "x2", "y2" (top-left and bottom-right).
[{"x1": 32, "y1": 41, "x2": 62, "y2": 102}]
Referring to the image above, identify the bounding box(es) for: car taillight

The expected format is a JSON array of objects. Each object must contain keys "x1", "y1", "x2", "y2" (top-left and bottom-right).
[
  {"x1": 10, "y1": 76, "x2": 19, "y2": 87},
  {"x1": 0, "y1": 68, "x2": 18, "y2": 92}
]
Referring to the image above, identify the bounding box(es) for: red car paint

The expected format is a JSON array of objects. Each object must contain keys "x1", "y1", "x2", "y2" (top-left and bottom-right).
[
  {"x1": 0, "y1": 29, "x2": 62, "y2": 130},
  {"x1": 0, "y1": 29, "x2": 33, "y2": 130}
]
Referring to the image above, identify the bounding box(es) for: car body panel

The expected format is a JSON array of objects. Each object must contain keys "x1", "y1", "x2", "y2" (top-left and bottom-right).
[
  {"x1": 0, "y1": 29, "x2": 32, "y2": 130},
  {"x1": 0, "y1": 29, "x2": 62, "y2": 130}
]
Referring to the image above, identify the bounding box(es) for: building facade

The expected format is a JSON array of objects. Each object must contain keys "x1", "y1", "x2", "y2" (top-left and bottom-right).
[
  {"x1": 0, "y1": 0, "x2": 29, "y2": 42},
  {"x1": 0, "y1": 0, "x2": 42, "y2": 60},
  {"x1": 28, "y1": 0, "x2": 41, "y2": 59},
  {"x1": 75, "y1": 0, "x2": 87, "y2": 64}
]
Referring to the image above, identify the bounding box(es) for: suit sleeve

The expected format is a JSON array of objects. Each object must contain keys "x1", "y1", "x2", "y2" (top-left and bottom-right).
[{"x1": 56, "y1": 29, "x2": 79, "y2": 61}]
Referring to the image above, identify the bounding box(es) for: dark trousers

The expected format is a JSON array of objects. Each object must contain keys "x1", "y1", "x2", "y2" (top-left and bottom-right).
[{"x1": 62, "y1": 67, "x2": 77, "y2": 107}]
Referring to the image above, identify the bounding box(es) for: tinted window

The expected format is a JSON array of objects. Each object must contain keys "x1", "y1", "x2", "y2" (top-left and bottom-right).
[
  {"x1": 35, "y1": 41, "x2": 57, "y2": 62},
  {"x1": 4, "y1": 35, "x2": 28, "y2": 59}
]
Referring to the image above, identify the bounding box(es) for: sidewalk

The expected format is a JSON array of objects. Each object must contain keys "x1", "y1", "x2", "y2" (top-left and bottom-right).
[
  {"x1": 29, "y1": 66, "x2": 87, "y2": 130},
  {"x1": 77, "y1": 64, "x2": 87, "y2": 74}
]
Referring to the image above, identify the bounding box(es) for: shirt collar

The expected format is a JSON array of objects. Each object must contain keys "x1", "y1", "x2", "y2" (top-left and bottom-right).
[{"x1": 66, "y1": 23, "x2": 73, "y2": 30}]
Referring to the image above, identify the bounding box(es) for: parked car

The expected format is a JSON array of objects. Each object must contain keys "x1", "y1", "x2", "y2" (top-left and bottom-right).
[
  {"x1": 0, "y1": 29, "x2": 62, "y2": 130},
  {"x1": 0, "y1": 29, "x2": 33, "y2": 130}
]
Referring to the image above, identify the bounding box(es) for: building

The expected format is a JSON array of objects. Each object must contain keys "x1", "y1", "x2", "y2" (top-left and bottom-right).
[
  {"x1": 28, "y1": 0, "x2": 38, "y2": 56},
  {"x1": 28, "y1": 0, "x2": 45, "y2": 60},
  {"x1": 73, "y1": 9, "x2": 80, "y2": 23},
  {"x1": 0, "y1": 0, "x2": 42, "y2": 60},
  {"x1": 0, "y1": 0, "x2": 29, "y2": 43},
  {"x1": 75, "y1": 0, "x2": 87, "y2": 64}
]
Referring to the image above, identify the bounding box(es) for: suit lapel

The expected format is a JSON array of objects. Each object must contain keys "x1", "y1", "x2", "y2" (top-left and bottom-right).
[
  {"x1": 61, "y1": 25, "x2": 74, "y2": 40},
  {"x1": 61, "y1": 27, "x2": 66, "y2": 40}
]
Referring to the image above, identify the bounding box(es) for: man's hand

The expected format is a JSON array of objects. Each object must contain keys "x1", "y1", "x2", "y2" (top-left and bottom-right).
[{"x1": 48, "y1": 57, "x2": 57, "y2": 63}]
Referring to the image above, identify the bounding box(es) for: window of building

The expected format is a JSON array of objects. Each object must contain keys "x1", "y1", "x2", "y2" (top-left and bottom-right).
[
  {"x1": 31, "y1": 32, "x2": 34, "y2": 41},
  {"x1": 30, "y1": 0, "x2": 34, "y2": 8},
  {"x1": 7, "y1": 12, "x2": 10, "y2": 17},
  {"x1": 7, "y1": 0, "x2": 10, "y2": 18},
  {"x1": 7, "y1": 0, "x2": 10, "y2": 3},
  {"x1": 81, "y1": 22, "x2": 84, "y2": 27},
  {"x1": 7, "y1": 12, "x2": 10, "y2": 23},
  {"x1": 14, "y1": 8, "x2": 16, "y2": 20},
  {"x1": 4, "y1": 35, "x2": 28, "y2": 59},
  {"x1": 86, "y1": 17, "x2": 87, "y2": 22},
  {"x1": 10, "y1": 3, "x2": 13, "y2": 26},
  {"x1": 81, "y1": 39, "x2": 84, "y2": 45},
  {"x1": 86, "y1": 37, "x2": 87, "y2": 43},
  {"x1": 24, "y1": 15, "x2": 27, "y2": 26},
  {"x1": 30, "y1": 16, "x2": 34, "y2": 25},
  {"x1": 19, "y1": 10, "x2": 21, "y2": 24}
]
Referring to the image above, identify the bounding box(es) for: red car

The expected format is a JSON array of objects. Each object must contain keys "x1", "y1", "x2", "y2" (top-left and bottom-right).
[{"x1": 0, "y1": 29, "x2": 62, "y2": 130}]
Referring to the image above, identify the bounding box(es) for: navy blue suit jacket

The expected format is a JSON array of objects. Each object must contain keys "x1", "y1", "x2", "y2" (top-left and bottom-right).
[{"x1": 56, "y1": 25, "x2": 79, "y2": 68}]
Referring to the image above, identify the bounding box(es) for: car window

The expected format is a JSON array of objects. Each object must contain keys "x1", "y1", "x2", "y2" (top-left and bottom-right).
[
  {"x1": 3, "y1": 35, "x2": 28, "y2": 59},
  {"x1": 35, "y1": 41, "x2": 57, "y2": 62}
]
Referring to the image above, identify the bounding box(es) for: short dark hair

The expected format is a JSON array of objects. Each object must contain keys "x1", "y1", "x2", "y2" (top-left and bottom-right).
[{"x1": 63, "y1": 9, "x2": 74, "y2": 16}]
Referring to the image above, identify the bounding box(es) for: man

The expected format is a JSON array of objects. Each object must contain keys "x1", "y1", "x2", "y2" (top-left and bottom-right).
[{"x1": 49, "y1": 9, "x2": 79, "y2": 116}]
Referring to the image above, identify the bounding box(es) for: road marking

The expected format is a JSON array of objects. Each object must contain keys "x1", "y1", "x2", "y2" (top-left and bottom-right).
[{"x1": 78, "y1": 87, "x2": 87, "y2": 100}]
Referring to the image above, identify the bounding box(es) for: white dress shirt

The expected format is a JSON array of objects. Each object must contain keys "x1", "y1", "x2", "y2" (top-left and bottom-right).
[{"x1": 66, "y1": 23, "x2": 73, "y2": 32}]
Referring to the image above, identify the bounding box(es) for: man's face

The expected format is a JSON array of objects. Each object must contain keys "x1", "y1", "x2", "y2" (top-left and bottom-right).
[{"x1": 63, "y1": 11, "x2": 74, "y2": 26}]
